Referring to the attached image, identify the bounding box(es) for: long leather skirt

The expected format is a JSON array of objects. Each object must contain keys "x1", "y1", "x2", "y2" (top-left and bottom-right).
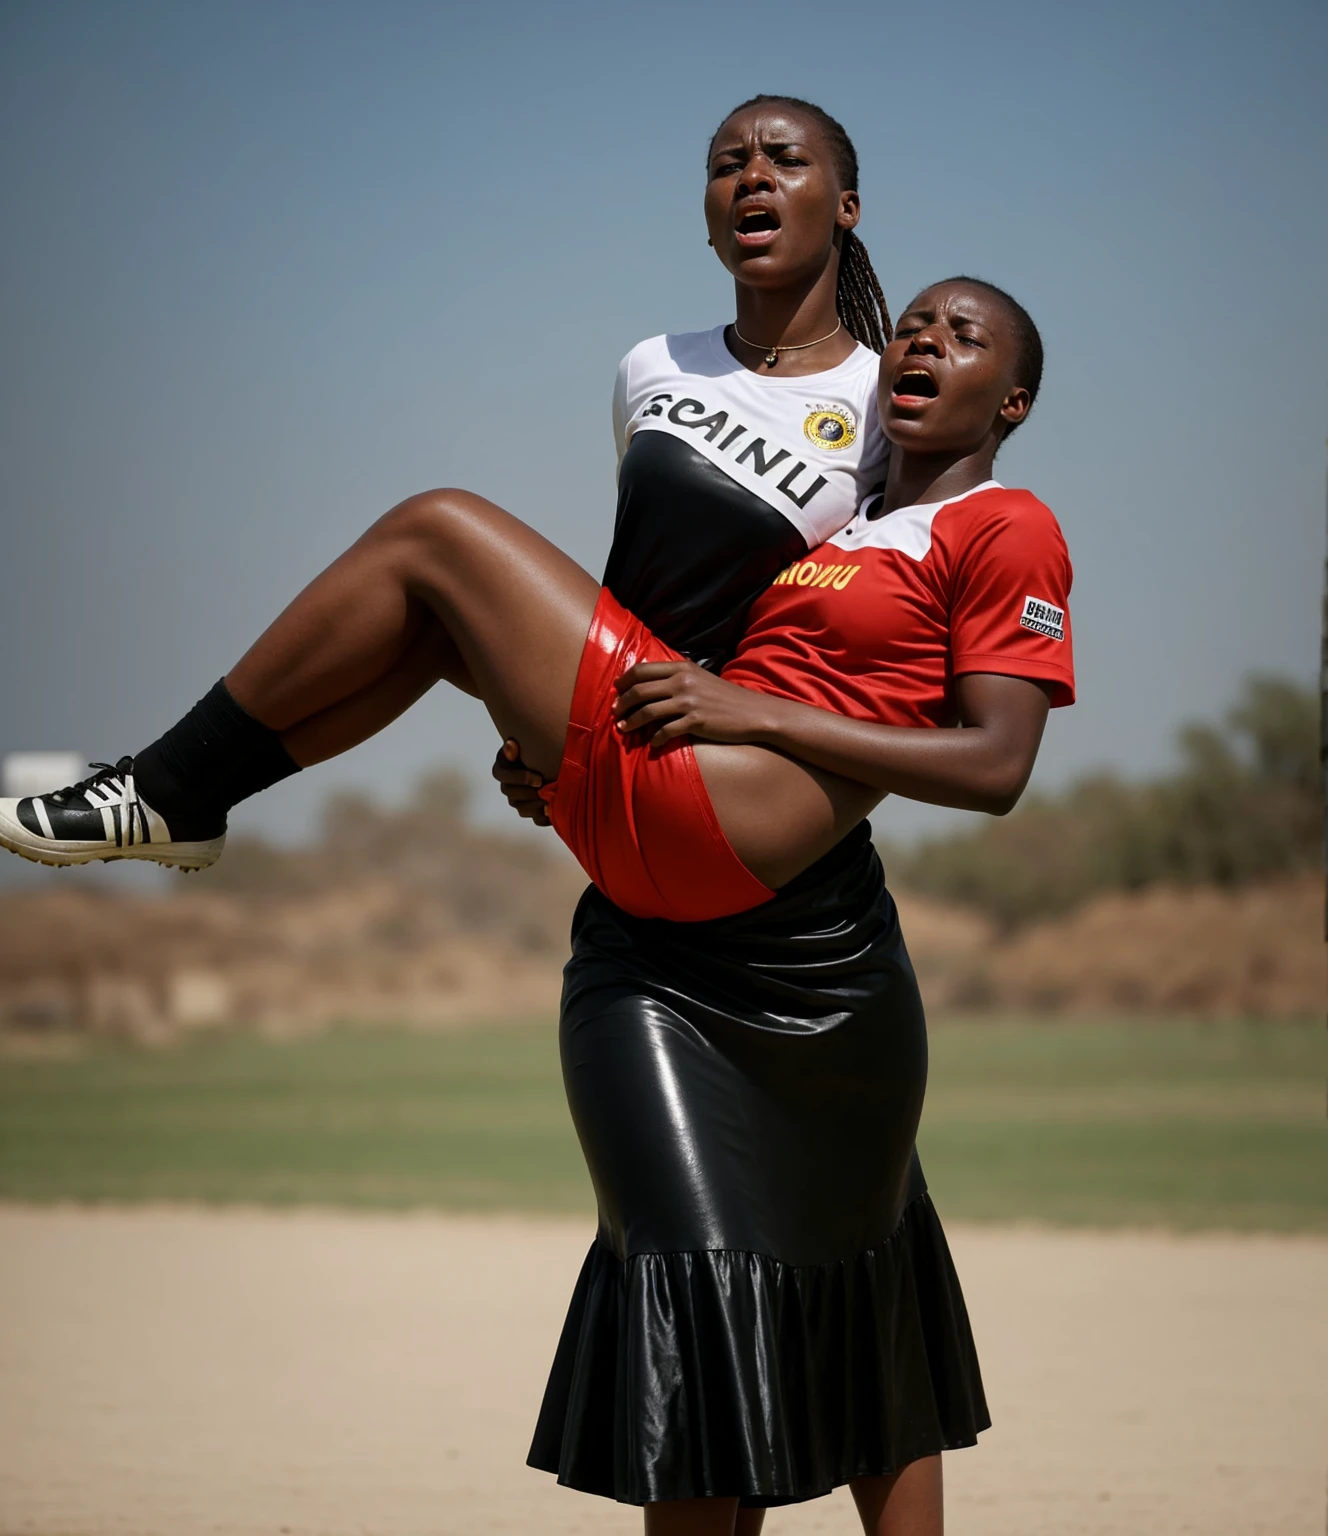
[{"x1": 528, "y1": 823, "x2": 989, "y2": 1506}]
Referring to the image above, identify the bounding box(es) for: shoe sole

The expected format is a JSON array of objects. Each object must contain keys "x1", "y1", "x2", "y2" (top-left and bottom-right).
[{"x1": 0, "y1": 823, "x2": 225, "y2": 872}]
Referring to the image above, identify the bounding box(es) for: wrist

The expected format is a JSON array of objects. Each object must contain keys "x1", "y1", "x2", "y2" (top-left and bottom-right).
[{"x1": 746, "y1": 692, "x2": 800, "y2": 748}]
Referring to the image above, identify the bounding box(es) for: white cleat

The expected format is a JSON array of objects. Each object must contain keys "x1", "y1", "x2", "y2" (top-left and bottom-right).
[{"x1": 0, "y1": 757, "x2": 225, "y2": 871}]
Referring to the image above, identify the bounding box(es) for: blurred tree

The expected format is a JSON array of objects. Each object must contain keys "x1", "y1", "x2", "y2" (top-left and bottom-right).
[{"x1": 887, "y1": 676, "x2": 1321, "y2": 929}]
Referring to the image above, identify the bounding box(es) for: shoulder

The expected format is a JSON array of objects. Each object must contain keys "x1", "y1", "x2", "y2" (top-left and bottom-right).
[
  {"x1": 934, "y1": 485, "x2": 1073, "y2": 602},
  {"x1": 938, "y1": 484, "x2": 1067, "y2": 550},
  {"x1": 615, "y1": 329, "x2": 731, "y2": 414},
  {"x1": 617, "y1": 332, "x2": 666, "y2": 372},
  {"x1": 619, "y1": 328, "x2": 722, "y2": 376}
]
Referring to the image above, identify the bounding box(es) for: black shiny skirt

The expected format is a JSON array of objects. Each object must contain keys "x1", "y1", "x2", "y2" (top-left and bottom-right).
[{"x1": 528, "y1": 824, "x2": 989, "y2": 1506}]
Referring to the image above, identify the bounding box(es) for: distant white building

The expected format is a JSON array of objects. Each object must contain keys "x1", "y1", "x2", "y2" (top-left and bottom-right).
[{"x1": 3, "y1": 752, "x2": 85, "y2": 799}]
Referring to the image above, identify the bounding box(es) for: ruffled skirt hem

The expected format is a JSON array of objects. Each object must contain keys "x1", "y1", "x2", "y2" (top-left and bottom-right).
[{"x1": 527, "y1": 1192, "x2": 990, "y2": 1506}]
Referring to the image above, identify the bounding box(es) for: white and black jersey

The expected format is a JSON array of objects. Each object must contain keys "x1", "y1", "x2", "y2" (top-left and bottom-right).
[{"x1": 602, "y1": 327, "x2": 887, "y2": 668}]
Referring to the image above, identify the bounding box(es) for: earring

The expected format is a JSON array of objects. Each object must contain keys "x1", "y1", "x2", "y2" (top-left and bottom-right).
[{"x1": 707, "y1": 237, "x2": 714, "y2": 247}]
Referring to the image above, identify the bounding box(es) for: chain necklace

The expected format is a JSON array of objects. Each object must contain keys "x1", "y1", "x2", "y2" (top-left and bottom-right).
[{"x1": 731, "y1": 318, "x2": 842, "y2": 368}]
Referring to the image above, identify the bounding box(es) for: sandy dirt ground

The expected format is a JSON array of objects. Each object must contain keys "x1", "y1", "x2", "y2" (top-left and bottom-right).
[{"x1": 0, "y1": 1206, "x2": 1323, "y2": 1536}]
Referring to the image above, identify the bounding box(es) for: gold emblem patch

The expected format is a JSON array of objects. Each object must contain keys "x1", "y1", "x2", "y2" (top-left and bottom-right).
[{"x1": 803, "y1": 405, "x2": 857, "y2": 451}]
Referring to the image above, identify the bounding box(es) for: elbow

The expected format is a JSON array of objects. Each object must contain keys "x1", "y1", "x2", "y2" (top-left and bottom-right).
[
  {"x1": 971, "y1": 758, "x2": 1034, "y2": 817},
  {"x1": 981, "y1": 787, "x2": 1022, "y2": 817}
]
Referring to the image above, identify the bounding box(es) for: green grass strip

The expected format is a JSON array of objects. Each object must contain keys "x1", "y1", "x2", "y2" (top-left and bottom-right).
[{"x1": 0, "y1": 1018, "x2": 1322, "y2": 1231}]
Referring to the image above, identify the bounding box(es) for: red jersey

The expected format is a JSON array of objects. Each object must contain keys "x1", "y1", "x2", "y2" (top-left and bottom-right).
[{"x1": 722, "y1": 480, "x2": 1075, "y2": 727}]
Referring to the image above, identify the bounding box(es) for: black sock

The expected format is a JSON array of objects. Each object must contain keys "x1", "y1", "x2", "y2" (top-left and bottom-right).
[{"x1": 132, "y1": 679, "x2": 300, "y2": 838}]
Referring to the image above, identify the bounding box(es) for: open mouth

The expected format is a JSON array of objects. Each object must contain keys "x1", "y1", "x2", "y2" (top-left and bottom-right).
[
  {"x1": 891, "y1": 369, "x2": 939, "y2": 400},
  {"x1": 734, "y1": 207, "x2": 780, "y2": 245}
]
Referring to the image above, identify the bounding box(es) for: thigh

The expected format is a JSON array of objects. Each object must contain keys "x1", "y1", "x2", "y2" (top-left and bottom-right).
[
  {"x1": 391, "y1": 490, "x2": 601, "y2": 779},
  {"x1": 693, "y1": 739, "x2": 880, "y2": 891}
]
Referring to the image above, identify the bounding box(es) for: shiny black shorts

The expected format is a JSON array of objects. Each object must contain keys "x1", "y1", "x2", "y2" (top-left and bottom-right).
[{"x1": 528, "y1": 823, "x2": 989, "y2": 1506}]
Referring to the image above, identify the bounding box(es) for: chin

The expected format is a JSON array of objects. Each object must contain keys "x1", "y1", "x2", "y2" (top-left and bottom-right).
[
  {"x1": 732, "y1": 252, "x2": 794, "y2": 282},
  {"x1": 881, "y1": 415, "x2": 935, "y2": 447},
  {"x1": 738, "y1": 248, "x2": 824, "y2": 287},
  {"x1": 884, "y1": 421, "x2": 989, "y2": 457}
]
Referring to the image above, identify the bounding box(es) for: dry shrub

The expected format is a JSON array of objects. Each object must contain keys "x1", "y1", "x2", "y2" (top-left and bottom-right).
[
  {"x1": 0, "y1": 769, "x2": 586, "y2": 1040},
  {"x1": 891, "y1": 877, "x2": 1324, "y2": 1020},
  {"x1": 984, "y1": 876, "x2": 1324, "y2": 1018}
]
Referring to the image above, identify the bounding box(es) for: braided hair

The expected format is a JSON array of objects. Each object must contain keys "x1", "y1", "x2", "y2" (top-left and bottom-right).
[{"x1": 708, "y1": 95, "x2": 892, "y2": 353}]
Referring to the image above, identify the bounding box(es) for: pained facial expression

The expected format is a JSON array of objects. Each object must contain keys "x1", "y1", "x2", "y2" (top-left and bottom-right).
[
  {"x1": 879, "y1": 283, "x2": 1030, "y2": 452},
  {"x1": 704, "y1": 108, "x2": 859, "y2": 289}
]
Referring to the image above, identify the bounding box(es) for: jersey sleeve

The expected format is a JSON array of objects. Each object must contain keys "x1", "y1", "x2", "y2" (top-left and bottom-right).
[
  {"x1": 612, "y1": 348, "x2": 633, "y2": 469},
  {"x1": 946, "y1": 494, "x2": 1076, "y2": 707}
]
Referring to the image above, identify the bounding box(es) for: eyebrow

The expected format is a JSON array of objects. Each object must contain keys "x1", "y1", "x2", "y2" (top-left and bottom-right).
[
  {"x1": 896, "y1": 307, "x2": 988, "y2": 329},
  {"x1": 710, "y1": 140, "x2": 801, "y2": 161}
]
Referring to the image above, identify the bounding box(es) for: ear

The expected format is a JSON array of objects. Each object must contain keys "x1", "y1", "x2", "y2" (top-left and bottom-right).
[
  {"x1": 836, "y1": 189, "x2": 861, "y2": 232},
  {"x1": 999, "y1": 385, "x2": 1031, "y2": 433}
]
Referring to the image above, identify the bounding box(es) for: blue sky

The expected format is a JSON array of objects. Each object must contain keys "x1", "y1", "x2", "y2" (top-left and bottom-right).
[{"x1": 1, "y1": 0, "x2": 1325, "y2": 863}]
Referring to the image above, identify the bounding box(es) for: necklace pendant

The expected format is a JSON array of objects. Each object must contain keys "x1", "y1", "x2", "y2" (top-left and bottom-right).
[{"x1": 765, "y1": 349, "x2": 779, "y2": 366}]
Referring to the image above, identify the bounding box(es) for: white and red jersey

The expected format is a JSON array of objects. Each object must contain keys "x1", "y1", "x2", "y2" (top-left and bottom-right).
[{"x1": 722, "y1": 481, "x2": 1074, "y2": 728}]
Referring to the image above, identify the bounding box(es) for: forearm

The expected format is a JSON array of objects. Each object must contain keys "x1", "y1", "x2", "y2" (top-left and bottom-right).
[
  {"x1": 612, "y1": 662, "x2": 1052, "y2": 816},
  {"x1": 749, "y1": 693, "x2": 1040, "y2": 814}
]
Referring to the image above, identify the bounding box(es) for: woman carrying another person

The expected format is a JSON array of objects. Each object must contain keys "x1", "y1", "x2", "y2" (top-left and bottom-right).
[{"x1": 0, "y1": 100, "x2": 1073, "y2": 1536}]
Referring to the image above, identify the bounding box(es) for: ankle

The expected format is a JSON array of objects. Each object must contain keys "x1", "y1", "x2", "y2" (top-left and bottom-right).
[{"x1": 133, "y1": 679, "x2": 300, "y2": 832}]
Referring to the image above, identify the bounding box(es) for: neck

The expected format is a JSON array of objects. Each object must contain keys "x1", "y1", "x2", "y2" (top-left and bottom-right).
[
  {"x1": 729, "y1": 262, "x2": 857, "y2": 376},
  {"x1": 879, "y1": 441, "x2": 1000, "y2": 514},
  {"x1": 734, "y1": 264, "x2": 840, "y2": 346}
]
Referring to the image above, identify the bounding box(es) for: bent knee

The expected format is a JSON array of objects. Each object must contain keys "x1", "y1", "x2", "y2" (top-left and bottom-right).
[
  {"x1": 370, "y1": 487, "x2": 499, "y2": 561},
  {"x1": 375, "y1": 487, "x2": 484, "y2": 538}
]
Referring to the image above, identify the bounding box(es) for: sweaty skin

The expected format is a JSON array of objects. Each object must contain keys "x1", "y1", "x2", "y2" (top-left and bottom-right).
[{"x1": 704, "y1": 106, "x2": 861, "y2": 376}]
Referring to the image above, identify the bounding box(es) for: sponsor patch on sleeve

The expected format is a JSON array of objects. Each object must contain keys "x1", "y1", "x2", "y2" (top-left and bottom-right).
[{"x1": 1019, "y1": 595, "x2": 1065, "y2": 641}]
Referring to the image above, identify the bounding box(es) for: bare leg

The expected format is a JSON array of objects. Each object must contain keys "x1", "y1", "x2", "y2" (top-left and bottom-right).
[
  {"x1": 281, "y1": 611, "x2": 471, "y2": 767},
  {"x1": 221, "y1": 486, "x2": 872, "y2": 887},
  {"x1": 734, "y1": 1506, "x2": 767, "y2": 1534},
  {"x1": 850, "y1": 1456, "x2": 943, "y2": 1535},
  {"x1": 225, "y1": 489, "x2": 599, "y2": 781},
  {"x1": 644, "y1": 1497, "x2": 741, "y2": 1535}
]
